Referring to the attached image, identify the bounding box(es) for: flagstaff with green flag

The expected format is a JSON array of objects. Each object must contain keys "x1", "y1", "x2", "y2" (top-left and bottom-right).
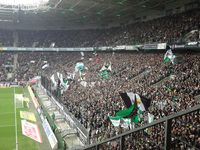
[
  {"x1": 164, "y1": 49, "x2": 176, "y2": 64},
  {"x1": 99, "y1": 62, "x2": 112, "y2": 79},
  {"x1": 109, "y1": 93, "x2": 151, "y2": 128},
  {"x1": 116, "y1": 104, "x2": 136, "y2": 118},
  {"x1": 75, "y1": 62, "x2": 85, "y2": 80}
]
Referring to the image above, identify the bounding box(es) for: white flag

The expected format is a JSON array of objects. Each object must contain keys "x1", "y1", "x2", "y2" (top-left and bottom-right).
[
  {"x1": 42, "y1": 64, "x2": 49, "y2": 69},
  {"x1": 148, "y1": 113, "x2": 154, "y2": 123},
  {"x1": 50, "y1": 74, "x2": 57, "y2": 87}
]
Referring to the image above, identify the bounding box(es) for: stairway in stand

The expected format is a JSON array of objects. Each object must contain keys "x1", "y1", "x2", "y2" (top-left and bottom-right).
[{"x1": 13, "y1": 53, "x2": 18, "y2": 72}]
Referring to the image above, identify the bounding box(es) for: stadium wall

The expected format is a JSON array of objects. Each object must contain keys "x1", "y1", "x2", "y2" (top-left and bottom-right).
[
  {"x1": 1, "y1": 41, "x2": 200, "y2": 52},
  {"x1": 28, "y1": 86, "x2": 59, "y2": 150},
  {"x1": 32, "y1": 89, "x2": 66, "y2": 149}
]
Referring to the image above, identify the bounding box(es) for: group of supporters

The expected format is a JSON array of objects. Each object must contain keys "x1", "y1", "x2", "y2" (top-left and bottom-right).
[
  {"x1": 0, "y1": 9, "x2": 200, "y2": 47},
  {"x1": 0, "y1": 51, "x2": 194, "y2": 149},
  {"x1": 0, "y1": 8, "x2": 199, "y2": 150},
  {"x1": 0, "y1": 53, "x2": 14, "y2": 81}
]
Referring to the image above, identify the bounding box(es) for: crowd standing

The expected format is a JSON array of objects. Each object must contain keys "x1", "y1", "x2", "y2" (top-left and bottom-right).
[
  {"x1": 0, "y1": 9, "x2": 199, "y2": 47},
  {"x1": 14, "y1": 51, "x2": 200, "y2": 149},
  {"x1": 0, "y1": 8, "x2": 199, "y2": 150}
]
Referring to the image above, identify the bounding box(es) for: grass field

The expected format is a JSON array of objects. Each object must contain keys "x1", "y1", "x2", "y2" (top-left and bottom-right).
[{"x1": 0, "y1": 87, "x2": 43, "y2": 150}]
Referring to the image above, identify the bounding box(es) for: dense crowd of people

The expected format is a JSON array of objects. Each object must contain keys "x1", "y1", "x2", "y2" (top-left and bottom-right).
[
  {"x1": 0, "y1": 30, "x2": 13, "y2": 47},
  {"x1": 0, "y1": 8, "x2": 199, "y2": 150},
  {"x1": 0, "y1": 52, "x2": 14, "y2": 81},
  {"x1": 0, "y1": 50, "x2": 194, "y2": 149},
  {"x1": 0, "y1": 9, "x2": 199, "y2": 47}
]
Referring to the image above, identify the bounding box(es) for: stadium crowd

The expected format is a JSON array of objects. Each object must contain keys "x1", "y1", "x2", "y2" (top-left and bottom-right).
[
  {"x1": 16, "y1": 9, "x2": 200, "y2": 47},
  {"x1": 0, "y1": 9, "x2": 199, "y2": 47},
  {"x1": 0, "y1": 50, "x2": 199, "y2": 149},
  {"x1": 10, "y1": 51, "x2": 199, "y2": 149},
  {"x1": 0, "y1": 53, "x2": 14, "y2": 81},
  {"x1": 0, "y1": 8, "x2": 199, "y2": 150}
]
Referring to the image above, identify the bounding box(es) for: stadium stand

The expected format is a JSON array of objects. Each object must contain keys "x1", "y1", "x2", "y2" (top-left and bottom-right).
[
  {"x1": 0, "y1": 6, "x2": 200, "y2": 150},
  {"x1": 0, "y1": 9, "x2": 199, "y2": 47},
  {"x1": 84, "y1": 105, "x2": 200, "y2": 150},
  {"x1": 14, "y1": 51, "x2": 200, "y2": 148},
  {"x1": 0, "y1": 30, "x2": 13, "y2": 47},
  {"x1": 1, "y1": 49, "x2": 199, "y2": 149}
]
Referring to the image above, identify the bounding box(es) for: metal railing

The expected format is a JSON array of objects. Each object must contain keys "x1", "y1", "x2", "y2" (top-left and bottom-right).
[
  {"x1": 41, "y1": 76, "x2": 89, "y2": 145},
  {"x1": 83, "y1": 105, "x2": 200, "y2": 150}
]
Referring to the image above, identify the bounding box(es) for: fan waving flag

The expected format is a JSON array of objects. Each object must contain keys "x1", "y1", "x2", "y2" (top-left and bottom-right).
[
  {"x1": 75, "y1": 62, "x2": 85, "y2": 80},
  {"x1": 120, "y1": 92, "x2": 151, "y2": 112},
  {"x1": 56, "y1": 72, "x2": 69, "y2": 92},
  {"x1": 99, "y1": 62, "x2": 112, "y2": 79},
  {"x1": 119, "y1": 92, "x2": 136, "y2": 108},
  {"x1": 164, "y1": 49, "x2": 176, "y2": 64},
  {"x1": 136, "y1": 94, "x2": 151, "y2": 111},
  {"x1": 109, "y1": 93, "x2": 151, "y2": 127},
  {"x1": 148, "y1": 113, "x2": 154, "y2": 123},
  {"x1": 42, "y1": 63, "x2": 49, "y2": 69},
  {"x1": 75, "y1": 62, "x2": 85, "y2": 73},
  {"x1": 50, "y1": 74, "x2": 57, "y2": 88},
  {"x1": 116, "y1": 104, "x2": 136, "y2": 118}
]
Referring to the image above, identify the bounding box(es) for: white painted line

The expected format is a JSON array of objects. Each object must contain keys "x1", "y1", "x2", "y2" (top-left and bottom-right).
[
  {"x1": 14, "y1": 87, "x2": 18, "y2": 150},
  {"x1": 0, "y1": 124, "x2": 15, "y2": 128},
  {"x1": 0, "y1": 112, "x2": 14, "y2": 115}
]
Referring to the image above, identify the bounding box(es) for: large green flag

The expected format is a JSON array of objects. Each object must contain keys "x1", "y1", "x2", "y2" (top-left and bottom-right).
[
  {"x1": 116, "y1": 104, "x2": 135, "y2": 118},
  {"x1": 132, "y1": 115, "x2": 140, "y2": 123}
]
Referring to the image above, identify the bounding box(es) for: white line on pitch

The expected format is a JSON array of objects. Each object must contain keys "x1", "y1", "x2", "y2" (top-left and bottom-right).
[
  {"x1": 0, "y1": 112, "x2": 14, "y2": 115},
  {"x1": 0, "y1": 124, "x2": 15, "y2": 128},
  {"x1": 14, "y1": 87, "x2": 18, "y2": 150}
]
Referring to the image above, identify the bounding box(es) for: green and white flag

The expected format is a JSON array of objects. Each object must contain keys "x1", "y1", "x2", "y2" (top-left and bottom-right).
[
  {"x1": 109, "y1": 116, "x2": 121, "y2": 127},
  {"x1": 62, "y1": 79, "x2": 69, "y2": 91},
  {"x1": 100, "y1": 63, "x2": 112, "y2": 72},
  {"x1": 116, "y1": 104, "x2": 136, "y2": 118},
  {"x1": 75, "y1": 62, "x2": 85, "y2": 80},
  {"x1": 57, "y1": 72, "x2": 69, "y2": 92},
  {"x1": 99, "y1": 63, "x2": 112, "y2": 79},
  {"x1": 164, "y1": 49, "x2": 176, "y2": 64},
  {"x1": 75, "y1": 62, "x2": 85, "y2": 73},
  {"x1": 121, "y1": 118, "x2": 131, "y2": 128}
]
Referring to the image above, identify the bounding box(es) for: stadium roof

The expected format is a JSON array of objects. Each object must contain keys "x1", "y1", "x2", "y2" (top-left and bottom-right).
[
  {"x1": 0, "y1": 0, "x2": 194, "y2": 30},
  {"x1": 0, "y1": 0, "x2": 48, "y2": 6}
]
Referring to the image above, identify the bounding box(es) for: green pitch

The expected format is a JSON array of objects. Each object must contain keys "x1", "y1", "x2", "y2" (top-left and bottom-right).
[{"x1": 0, "y1": 87, "x2": 42, "y2": 150}]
